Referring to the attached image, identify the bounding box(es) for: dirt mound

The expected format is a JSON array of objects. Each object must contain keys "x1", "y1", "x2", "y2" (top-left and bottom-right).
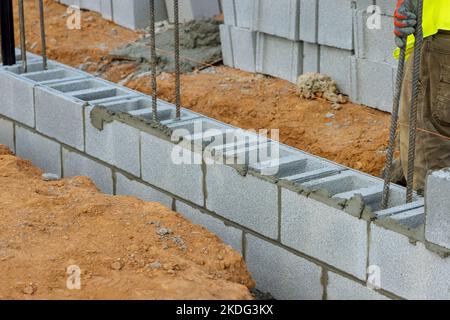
[{"x1": 0, "y1": 146, "x2": 254, "y2": 299}]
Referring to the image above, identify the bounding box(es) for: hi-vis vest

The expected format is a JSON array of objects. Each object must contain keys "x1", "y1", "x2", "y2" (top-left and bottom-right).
[{"x1": 395, "y1": 0, "x2": 450, "y2": 59}]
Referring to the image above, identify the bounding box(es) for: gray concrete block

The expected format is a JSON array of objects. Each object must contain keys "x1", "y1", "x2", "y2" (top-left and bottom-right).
[
  {"x1": 318, "y1": 0, "x2": 354, "y2": 50},
  {"x1": 370, "y1": 223, "x2": 450, "y2": 299},
  {"x1": 62, "y1": 147, "x2": 113, "y2": 194},
  {"x1": 176, "y1": 200, "x2": 243, "y2": 253},
  {"x1": 141, "y1": 131, "x2": 204, "y2": 206},
  {"x1": 253, "y1": 0, "x2": 300, "y2": 40},
  {"x1": 299, "y1": 0, "x2": 318, "y2": 43},
  {"x1": 355, "y1": 0, "x2": 375, "y2": 11},
  {"x1": 355, "y1": 11, "x2": 396, "y2": 65},
  {"x1": 235, "y1": 0, "x2": 255, "y2": 29},
  {"x1": 113, "y1": 0, "x2": 167, "y2": 30},
  {"x1": 230, "y1": 26, "x2": 257, "y2": 73},
  {"x1": 326, "y1": 271, "x2": 389, "y2": 300},
  {"x1": 319, "y1": 46, "x2": 353, "y2": 95},
  {"x1": 85, "y1": 105, "x2": 141, "y2": 177},
  {"x1": 34, "y1": 86, "x2": 86, "y2": 151},
  {"x1": 376, "y1": 0, "x2": 396, "y2": 16},
  {"x1": 80, "y1": 0, "x2": 101, "y2": 12},
  {"x1": 303, "y1": 42, "x2": 320, "y2": 73},
  {"x1": 0, "y1": 118, "x2": 15, "y2": 152},
  {"x1": 425, "y1": 169, "x2": 450, "y2": 250},
  {"x1": 281, "y1": 187, "x2": 368, "y2": 280},
  {"x1": 100, "y1": 0, "x2": 113, "y2": 20},
  {"x1": 166, "y1": 0, "x2": 220, "y2": 23},
  {"x1": 205, "y1": 163, "x2": 278, "y2": 239},
  {"x1": 15, "y1": 126, "x2": 61, "y2": 175},
  {"x1": 0, "y1": 70, "x2": 36, "y2": 127},
  {"x1": 246, "y1": 234, "x2": 323, "y2": 300},
  {"x1": 221, "y1": 0, "x2": 236, "y2": 26},
  {"x1": 219, "y1": 24, "x2": 234, "y2": 67},
  {"x1": 256, "y1": 33, "x2": 303, "y2": 83},
  {"x1": 353, "y1": 57, "x2": 395, "y2": 112},
  {"x1": 115, "y1": 172, "x2": 173, "y2": 208}
]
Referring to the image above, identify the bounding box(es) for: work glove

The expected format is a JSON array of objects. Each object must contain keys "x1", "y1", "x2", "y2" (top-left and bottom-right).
[{"x1": 394, "y1": 0, "x2": 418, "y2": 48}]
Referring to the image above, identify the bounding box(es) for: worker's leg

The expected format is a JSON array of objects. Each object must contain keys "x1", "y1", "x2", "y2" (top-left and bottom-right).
[
  {"x1": 400, "y1": 32, "x2": 450, "y2": 193},
  {"x1": 418, "y1": 31, "x2": 450, "y2": 189}
]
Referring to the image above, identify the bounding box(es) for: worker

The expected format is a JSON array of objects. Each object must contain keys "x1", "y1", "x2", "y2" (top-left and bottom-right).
[{"x1": 394, "y1": 0, "x2": 450, "y2": 193}]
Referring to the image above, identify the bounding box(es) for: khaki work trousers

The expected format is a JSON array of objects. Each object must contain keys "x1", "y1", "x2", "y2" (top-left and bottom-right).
[{"x1": 400, "y1": 31, "x2": 450, "y2": 192}]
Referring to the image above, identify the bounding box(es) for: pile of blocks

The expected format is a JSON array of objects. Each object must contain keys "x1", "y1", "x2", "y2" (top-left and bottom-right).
[
  {"x1": 58, "y1": 0, "x2": 221, "y2": 30},
  {"x1": 220, "y1": 0, "x2": 399, "y2": 112}
]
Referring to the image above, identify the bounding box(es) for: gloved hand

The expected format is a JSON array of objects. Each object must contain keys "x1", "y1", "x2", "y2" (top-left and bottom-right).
[{"x1": 394, "y1": 0, "x2": 417, "y2": 48}]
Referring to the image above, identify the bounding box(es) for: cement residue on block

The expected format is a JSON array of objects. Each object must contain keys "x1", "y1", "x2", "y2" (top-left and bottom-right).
[{"x1": 297, "y1": 73, "x2": 348, "y2": 104}]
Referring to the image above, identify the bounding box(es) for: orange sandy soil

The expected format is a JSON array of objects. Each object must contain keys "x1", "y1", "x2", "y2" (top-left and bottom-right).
[
  {"x1": 0, "y1": 145, "x2": 254, "y2": 299},
  {"x1": 14, "y1": 0, "x2": 391, "y2": 176}
]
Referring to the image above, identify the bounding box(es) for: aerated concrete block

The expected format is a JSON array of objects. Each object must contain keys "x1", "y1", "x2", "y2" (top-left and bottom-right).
[
  {"x1": 245, "y1": 234, "x2": 323, "y2": 300},
  {"x1": 115, "y1": 172, "x2": 173, "y2": 208},
  {"x1": 176, "y1": 201, "x2": 243, "y2": 253},
  {"x1": 205, "y1": 163, "x2": 278, "y2": 239},
  {"x1": 326, "y1": 271, "x2": 389, "y2": 300},
  {"x1": 165, "y1": 0, "x2": 220, "y2": 23},
  {"x1": 15, "y1": 126, "x2": 61, "y2": 175},
  {"x1": 370, "y1": 223, "x2": 450, "y2": 299},
  {"x1": 318, "y1": 0, "x2": 354, "y2": 50},
  {"x1": 253, "y1": 0, "x2": 300, "y2": 40},
  {"x1": 221, "y1": 0, "x2": 236, "y2": 26},
  {"x1": 355, "y1": 11, "x2": 397, "y2": 66},
  {"x1": 85, "y1": 105, "x2": 141, "y2": 177},
  {"x1": 303, "y1": 42, "x2": 320, "y2": 74},
  {"x1": 219, "y1": 24, "x2": 234, "y2": 67},
  {"x1": 281, "y1": 188, "x2": 368, "y2": 280},
  {"x1": 353, "y1": 57, "x2": 395, "y2": 112},
  {"x1": 235, "y1": 0, "x2": 255, "y2": 29},
  {"x1": 299, "y1": 0, "x2": 318, "y2": 43},
  {"x1": 141, "y1": 132, "x2": 204, "y2": 206},
  {"x1": 113, "y1": 0, "x2": 167, "y2": 30},
  {"x1": 425, "y1": 169, "x2": 450, "y2": 250},
  {"x1": 62, "y1": 148, "x2": 113, "y2": 194},
  {"x1": 320, "y1": 46, "x2": 353, "y2": 95},
  {"x1": 230, "y1": 27, "x2": 257, "y2": 73},
  {"x1": 0, "y1": 118, "x2": 14, "y2": 152},
  {"x1": 256, "y1": 33, "x2": 303, "y2": 83}
]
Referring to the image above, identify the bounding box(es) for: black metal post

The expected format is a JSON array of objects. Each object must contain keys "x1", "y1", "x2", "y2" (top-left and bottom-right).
[{"x1": 0, "y1": 0, "x2": 16, "y2": 66}]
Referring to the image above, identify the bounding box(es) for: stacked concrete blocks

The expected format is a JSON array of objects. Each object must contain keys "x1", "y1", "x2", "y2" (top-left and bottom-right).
[
  {"x1": 220, "y1": 0, "x2": 404, "y2": 112},
  {"x1": 3, "y1": 52, "x2": 448, "y2": 300},
  {"x1": 60, "y1": 0, "x2": 221, "y2": 30}
]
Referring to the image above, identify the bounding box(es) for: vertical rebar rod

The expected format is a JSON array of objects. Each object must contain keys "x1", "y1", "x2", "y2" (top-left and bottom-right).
[
  {"x1": 174, "y1": 0, "x2": 181, "y2": 120},
  {"x1": 150, "y1": 0, "x2": 158, "y2": 123},
  {"x1": 38, "y1": 0, "x2": 48, "y2": 70},
  {"x1": 0, "y1": 0, "x2": 16, "y2": 66},
  {"x1": 18, "y1": 0, "x2": 27, "y2": 73},
  {"x1": 381, "y1": 47, "x2": 406, "y2": 209},
  {"x1": 406, "y1": 0, "x2": 424, "y2": 203}
]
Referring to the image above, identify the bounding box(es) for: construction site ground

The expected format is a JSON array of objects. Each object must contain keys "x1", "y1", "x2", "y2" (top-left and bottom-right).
[
  {"x1": 0, "y1": 145, "x2": 255, "y2": 299},
  {"x1": 15, "y1": 0, "x2": 392, "y2": 177}
]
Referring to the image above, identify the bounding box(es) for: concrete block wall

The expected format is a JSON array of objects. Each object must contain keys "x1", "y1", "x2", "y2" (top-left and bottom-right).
[
  {"x1": 2, "y1": 53, "x2": 450, "y2": 300},
  {"x1": 59, "y1": 0, "x2": 221, "y2": 30},
  {"x1": 220, "y1": 0, "x2": 401, "y2": 112}
]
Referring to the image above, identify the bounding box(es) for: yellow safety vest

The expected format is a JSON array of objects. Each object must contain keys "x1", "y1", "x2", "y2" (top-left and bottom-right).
[{"x1": 394, "y1": 0, "x2": 450, "y2": 59}]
